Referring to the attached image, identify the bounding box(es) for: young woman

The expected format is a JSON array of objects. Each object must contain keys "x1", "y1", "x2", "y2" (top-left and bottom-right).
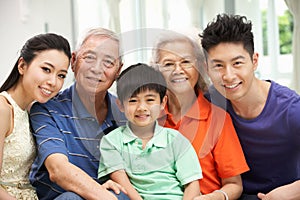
[{"x1": 0, "y1": 33, "x2": 71, "y2": 199}]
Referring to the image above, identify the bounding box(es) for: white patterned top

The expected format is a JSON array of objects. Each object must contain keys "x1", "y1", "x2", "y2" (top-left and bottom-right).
[{"x1": 0, "y1": 91, "x2": 37, "y2": 199}]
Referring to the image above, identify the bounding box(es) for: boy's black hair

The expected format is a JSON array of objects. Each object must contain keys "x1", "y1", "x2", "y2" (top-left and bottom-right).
[
  {"x1": 200, "y1": 13, "x2": 254, "y2": 58},
  {"x1": 116, "y1": 63, "x2": 167, "y2": 103}
]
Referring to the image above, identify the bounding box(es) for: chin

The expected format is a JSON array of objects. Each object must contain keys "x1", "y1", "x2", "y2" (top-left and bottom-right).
[{"x1": 37, "y1": 98, "x2": 50, "y2": 104}]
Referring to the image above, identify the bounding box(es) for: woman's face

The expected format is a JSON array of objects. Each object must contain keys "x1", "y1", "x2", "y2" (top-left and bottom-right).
[
  {"x1": 19, "y1": 49, "x2": 70, "y2": 103},
  {"x1": 156, "y1": 40, "x2": 199, "y2": 95}
]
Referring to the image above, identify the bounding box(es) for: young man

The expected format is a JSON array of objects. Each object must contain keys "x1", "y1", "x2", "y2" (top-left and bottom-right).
[
  {"x1": 201, "y1": 13, "x2": 300, "y2": 200},
  {"x1": 29, "y1": 28, "x2": 129, "y2": 200},
  {"x1": 98, "y1": 63, "x2": 202, "y2": 200}
]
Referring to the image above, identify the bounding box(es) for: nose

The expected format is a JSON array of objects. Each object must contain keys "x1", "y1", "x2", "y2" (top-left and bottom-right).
[
  {"x1": 137, "y1": 101, "x2": 147, "y2": 111},
  {"x1": 90, "y1": 60, "x2": 104, "y2": 74},
  {"x1": 172, "y1": 62, "x2": 184, "y2": 74},
  {"x1": 46, "y1": 74, "x2": 57, "y2": 86},
  {"x1": 222, "y1": 66, "x2": 236, "y2": 81}
]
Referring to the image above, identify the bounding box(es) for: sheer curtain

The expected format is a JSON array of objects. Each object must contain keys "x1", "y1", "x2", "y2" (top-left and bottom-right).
[
  {"x1": 285, "y1": 0, "x2": 300, "y2": 93},
  {"x1": 106, "y1": 0, "x2": 121, "y2": 33}
]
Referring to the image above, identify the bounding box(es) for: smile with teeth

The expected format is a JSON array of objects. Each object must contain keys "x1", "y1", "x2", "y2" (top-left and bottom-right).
[
  {"x1": 223, "y1": 82, "x2": 240, "y2": 89},
  {"x1": 41, "y1": 87, "x2": 52, "y2": 95},
  {"x1": 135, "y1": 114, "x2": 149, "y2": 119},
  {"x1": 172, "y1": 78, "x2": 187, "y2": 83}
]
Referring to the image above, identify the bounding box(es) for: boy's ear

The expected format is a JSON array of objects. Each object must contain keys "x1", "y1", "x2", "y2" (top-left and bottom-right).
[
  {"x1": 160, "y1": 95, "x2": 167, "y2": 110},
  {"x1": 116, "y1": 99, "x2": 125, "y2": 112}
]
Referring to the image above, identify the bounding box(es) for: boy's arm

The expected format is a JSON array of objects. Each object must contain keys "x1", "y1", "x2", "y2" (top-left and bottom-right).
[
  {"x1": 110, "y1": 169, "x2": 143, "y2": 200},
  {"x1": 183, "y1": 180, "x2": 201, "y2": 200}
]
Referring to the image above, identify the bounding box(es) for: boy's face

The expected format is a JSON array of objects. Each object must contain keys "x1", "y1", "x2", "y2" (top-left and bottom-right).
[
  {"x1": 118, "y1": 89, "x2": 166, "y2": 128},
  {"x1": 206, "y1": 42, "x2": 258, "y2": 102}
]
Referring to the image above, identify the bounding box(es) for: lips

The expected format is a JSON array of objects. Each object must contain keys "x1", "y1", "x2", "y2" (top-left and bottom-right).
[
  {"x1": 135, "y1": 114, "x2": 150, "y2": 119},
  {"x1": 41, "y1": 87, "x2": 52, "y2": 95},
  {"x1": 223, "y1": 82, "x2": 242, "y2": 89},
  {"x1": 171, "y1": 77, "x2": 188, "y2": 83},
  {"x1": 87, "y1": 76, "x2": 102, "y2": 82}
]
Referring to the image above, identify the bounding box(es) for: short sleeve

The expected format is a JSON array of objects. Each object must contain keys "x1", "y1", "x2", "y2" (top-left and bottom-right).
[
  {"x1": 30, "y1": 102, "x2": 68, "y2": 172},
  {"x1": 213, "y1": 113, "x2": 249, "y2": 178},
  {"x1": 98, "y1": 133, "x2": 126, "y2": 178},
  {"x1": 172, "y1": 133, "x2": 203, "y2": 185}
]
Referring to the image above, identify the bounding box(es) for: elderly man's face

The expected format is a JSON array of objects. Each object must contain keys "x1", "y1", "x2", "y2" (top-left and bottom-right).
[{"x1": 72, "y1": 35, "x2": 121, "y2": 96}]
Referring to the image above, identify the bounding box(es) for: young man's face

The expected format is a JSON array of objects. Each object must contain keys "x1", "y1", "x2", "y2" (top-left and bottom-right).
[
  {"x1": 206, "y1": 42, "x2": 258, "y2": 102},
  {"x1": 118, "y1": 89, "x2": 166, "y2": 129}
]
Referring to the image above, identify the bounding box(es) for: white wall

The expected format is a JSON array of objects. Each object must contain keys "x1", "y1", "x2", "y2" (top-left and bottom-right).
[{"x1": 0, "y1": 0, "x2": 74, "y2": 88}]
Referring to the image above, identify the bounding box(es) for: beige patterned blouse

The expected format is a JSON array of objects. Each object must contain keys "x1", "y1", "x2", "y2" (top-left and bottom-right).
[{"x1": 0, "y1": 91, "x2": 38, "y2": 199}]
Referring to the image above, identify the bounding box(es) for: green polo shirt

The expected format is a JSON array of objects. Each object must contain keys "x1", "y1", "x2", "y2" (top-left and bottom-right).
[{"x1": 98, "y1": 122, "x2": 202, "y2": 200}]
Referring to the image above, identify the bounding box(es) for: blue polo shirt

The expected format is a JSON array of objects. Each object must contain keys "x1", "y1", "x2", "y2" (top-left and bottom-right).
[{"x1": 29, "y1": 83, "x2": 126, "y2": 200}]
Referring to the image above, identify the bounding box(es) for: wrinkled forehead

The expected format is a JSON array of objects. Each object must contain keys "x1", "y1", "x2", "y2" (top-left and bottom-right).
[
  {"x1": 158, "y1": 40, "x2": 196, "y2": 60},
  {"x1": 79, "y1": 35, "x2": 120, "y2": 58}
]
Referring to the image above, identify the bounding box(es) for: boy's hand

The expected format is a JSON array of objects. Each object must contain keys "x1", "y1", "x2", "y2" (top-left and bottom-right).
[{"x1": 102, "y1": 180, "x2": 127, "y2": 195}]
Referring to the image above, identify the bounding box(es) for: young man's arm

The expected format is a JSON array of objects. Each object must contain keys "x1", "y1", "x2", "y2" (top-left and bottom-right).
[
  {"x1": 45, "y1": 153, "x2": 122, "y2": 200},
  {"x1": 258, "y1": 180, "x2": 300, "y2": 200},
  {"x1": 110, "y1": 169, "x2": 142, "y2": 200},
  {"x1": 183, "y1": 180, "x2": 200, "y2": 200}
]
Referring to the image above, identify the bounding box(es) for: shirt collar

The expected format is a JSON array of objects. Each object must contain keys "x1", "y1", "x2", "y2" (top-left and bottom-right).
[
  {"x1": 72, "y1": 83, "x2": 92, "y2": 119},
  {"x1": 122, "y1": 121, "x2": 168, "y2": 148},
  {"x1": 160, "y1": 90, "x2": 210, "y2": 121},
  {"x1": 72, "y1": 82, "x2": 114, "y2": 119}
]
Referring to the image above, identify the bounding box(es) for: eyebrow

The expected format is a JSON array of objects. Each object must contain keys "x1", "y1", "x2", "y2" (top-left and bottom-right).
[
  {"x1": 82, "y1": 50, "x2": 97, "y2": 55},
  {"x1": 83, "y1": 50, "x2": 117, "y2": 60},
  {"x1": 130, "y1": 93, "x2": 158, "y2": 98},
  {"x1": 145, "y1": 94, "x2": 157, "y2": 97},
  {"x1": 211, "y1": 55, "x2": 246, "y2": 63},
  {"x1": 45, "y1": 62, "x2": 68, "y2": 74},
  {"x1": 161, "y1": 56, "x2": 194, "y2": 62}
]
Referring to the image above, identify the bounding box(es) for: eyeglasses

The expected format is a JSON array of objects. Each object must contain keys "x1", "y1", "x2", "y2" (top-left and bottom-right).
[
  {"x1": 158, "y1": 59, "x2": 196, "y2": 72},
  {"x1": 80, "y1": 53, "x2": 117, "y2": 69}
]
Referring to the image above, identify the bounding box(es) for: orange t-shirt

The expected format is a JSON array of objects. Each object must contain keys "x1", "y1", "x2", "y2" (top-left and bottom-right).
[{"x1": 158, "y1": 92, "x2": 249, "y2": 194}]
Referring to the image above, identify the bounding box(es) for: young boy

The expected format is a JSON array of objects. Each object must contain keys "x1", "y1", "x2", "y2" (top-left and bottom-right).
[{"x1": 98, "y1": 63, "x2": 202, "y2": 200}]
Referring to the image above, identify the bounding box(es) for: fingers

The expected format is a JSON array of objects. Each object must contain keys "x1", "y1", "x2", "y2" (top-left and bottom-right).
[
  {"x1": 257, "y1": 192, "x2": 265, "y2": 199},
  {"x1": 102, "y1": 180, "x2": 127, "y2": 195}
]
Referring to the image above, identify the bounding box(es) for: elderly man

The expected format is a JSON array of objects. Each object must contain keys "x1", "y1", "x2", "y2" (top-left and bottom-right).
[{"x1": 29, "y1": 28, "x2": 129, "y2": 200}]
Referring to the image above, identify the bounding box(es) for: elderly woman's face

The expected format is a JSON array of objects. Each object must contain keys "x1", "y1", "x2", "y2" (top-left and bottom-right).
[{"x1": 157, "y1": 40, "x2": 199, "y2": 95}]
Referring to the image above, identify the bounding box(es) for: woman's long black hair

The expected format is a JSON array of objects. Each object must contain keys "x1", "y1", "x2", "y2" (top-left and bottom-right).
[{"x1": 0, "y1": 33, "x2": 71, "y2": 92}]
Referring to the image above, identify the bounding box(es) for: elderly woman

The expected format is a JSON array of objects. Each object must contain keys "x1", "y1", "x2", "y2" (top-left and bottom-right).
[{"x1": 152, "y1": 31, "x2": 249, "y2": 200}]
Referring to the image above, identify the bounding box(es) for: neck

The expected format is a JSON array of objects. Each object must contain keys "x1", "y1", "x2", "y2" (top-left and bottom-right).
[
  {"x1": 231, "y1": 79, "x2": 271, "y2": 119},
  {"x1": 8, "y1": 83, "x2": 32, "y2": 110},
  {"x1": 167, "y1": 89, "x2": 197, "y2": 123},
  {"x1": 129, "y1": 122, "x2": 155, "y2": 139},
  {"x1": 77, "y1": 88, "x2": 108, "y2": 124}
]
